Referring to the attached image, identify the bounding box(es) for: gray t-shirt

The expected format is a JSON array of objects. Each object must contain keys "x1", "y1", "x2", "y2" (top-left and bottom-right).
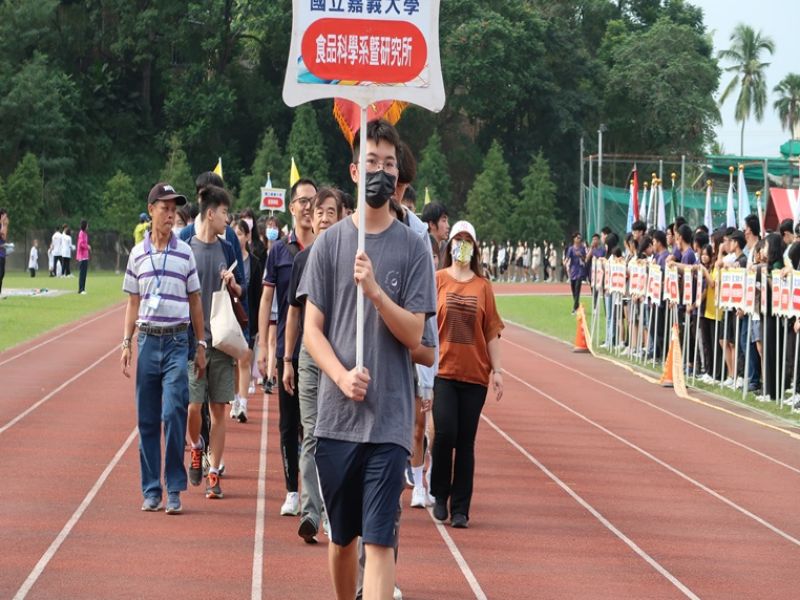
[
  {"x1": 298, "y1": 217, "x2": 436, "y2": 452},
  {"x1": 189, "y1": 236, "x2": 228, "y2": 343}
]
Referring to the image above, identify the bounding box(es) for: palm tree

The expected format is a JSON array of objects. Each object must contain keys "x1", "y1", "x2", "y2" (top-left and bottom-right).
[
  {"x1": 774, "y1": 74, "x2": 800, "y2": 139},
  {"x1": 718, "y1": 24, "x2": 775, "y2": 155}
]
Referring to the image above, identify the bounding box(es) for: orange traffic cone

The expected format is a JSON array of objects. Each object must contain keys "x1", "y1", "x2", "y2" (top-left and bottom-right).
[
  {"x1": 573, "y1": 306, "x2": 590, "y2": 353},
  {"x1": 659, "y1": 324, "x2": 678, "y2": 388}
]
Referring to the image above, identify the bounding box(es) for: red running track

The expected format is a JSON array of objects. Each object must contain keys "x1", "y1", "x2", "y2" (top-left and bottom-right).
[{"x1": 1, "y1": 304, "x2": 798, "y2": 599}]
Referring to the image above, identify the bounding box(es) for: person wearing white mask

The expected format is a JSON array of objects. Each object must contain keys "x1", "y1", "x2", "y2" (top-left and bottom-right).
[{"x1": 430, "y1": 220, "x2": 504, "y2": 529}]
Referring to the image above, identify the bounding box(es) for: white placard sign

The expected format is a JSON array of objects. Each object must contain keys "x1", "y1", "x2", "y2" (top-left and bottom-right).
[
  {"x1": 283, "y1": 0, "x2": 446, "y2": 111},
  {"x1": 260, "y1": 187, "x2": 287, "y2": 213}
]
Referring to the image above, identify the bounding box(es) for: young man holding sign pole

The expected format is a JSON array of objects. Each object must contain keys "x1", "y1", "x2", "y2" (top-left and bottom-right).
[{"x1": 299, "y1": 121, "x2": 435, "y2": 600}]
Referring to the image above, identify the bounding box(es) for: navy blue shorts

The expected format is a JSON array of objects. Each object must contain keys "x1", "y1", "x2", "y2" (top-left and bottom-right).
[{"x1": 315, "y1": 438, "x2": 407, "y2": 547}]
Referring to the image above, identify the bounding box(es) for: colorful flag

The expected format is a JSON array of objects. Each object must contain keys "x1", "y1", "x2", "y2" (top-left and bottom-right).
[
  {"x1": 632, "y1": 165, "x2": 640, "y2": 222},
  {"x1": 333, "y1": 98, "x2": 408, "y2": 147},
  {"x1": 626, "y1": 178, "x2": 635, "y2": 233},
  {"x1": 424, "y1": 187, "x2": 431, "y2": 205},
  {"x1": 737, "y1": 165, "x2": 749, "y2": 228},
  {"x1": 726, "y1": 167, "x2": 736, "y2": 228},
  {"x1": 756, "y1": 191, "x2": 765, "y2": 237},
  {"x1": 657, "y1": 179, "x2": 667, "y2": 230},
  {"x1": 213, "y1": 157, "x2": 223, "y2": 179},
  {"x1": 641, "y1": 182, "x2": 650, "y2": 227},
  {"x1": 704, "y1": 180, "x2": 713, "y2": 231},
  {"x1": 670, "y1": 174, "x2": 678, "y2": 224},
  {"x1": 290, "y1": 157, "x2": 300, "y2": 188}
]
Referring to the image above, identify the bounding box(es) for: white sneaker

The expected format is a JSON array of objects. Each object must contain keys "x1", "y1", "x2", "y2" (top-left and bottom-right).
[
  {"x1": 322, "y1": 516, "x2": 330, "y2": 537},
  {"x1": 248, "y1": 381, "x2": 256, "y2": 395},
  {"x1": 229, "y1": 397, "x2": 240, "y2": 419},
  {"x1": 237, "y1": 399, "x2": 248, "y2": 423},
  {"x1": 393, "y1": 586, "x2": 403, "y2": 600},
  {"x1": 280, "y1": 492, "x2": 300, "y2": 516},
  {"x1": 722, "y1": 377, "x2": 734, "y2": 388},
  {"x1": 410, "y1": 486, "x2": 426, "y2": 508}
]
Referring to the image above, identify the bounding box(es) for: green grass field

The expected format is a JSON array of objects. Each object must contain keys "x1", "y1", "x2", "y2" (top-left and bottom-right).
[
  {"x1": 496, "y1": 293, "x2": 800, "y2": 424},
  {"x1": 495, "y1": 294, "x2": 592, "y2": 343},
  {"x1": 0, "y1": 271, "x2": 125, "y2": 352}
]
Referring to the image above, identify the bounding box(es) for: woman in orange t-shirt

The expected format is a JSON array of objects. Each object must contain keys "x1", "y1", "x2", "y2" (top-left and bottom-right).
[{"x1": 431, "y1": 221, "x2": 504, "y2": 529}]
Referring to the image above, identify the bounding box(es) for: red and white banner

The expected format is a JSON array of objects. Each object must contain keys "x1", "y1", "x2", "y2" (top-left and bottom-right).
[
  {"x1": 665, "y1": 266, "x2": 679, "y2": 304},
  {"x1": 743, "y1": 270, "x2": 757, "y2": 314},
  {"x1": 729, "y1": 268, "x2": 746, "y2": 310},
  {"x1": 648, "y1": 264, "x2": 663, "y2": 304}
]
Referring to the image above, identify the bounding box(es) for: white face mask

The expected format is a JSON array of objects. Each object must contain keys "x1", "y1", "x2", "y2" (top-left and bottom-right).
[
  {"x1": 172, "y1": 225, "x2": 183, "y2": 236},
  {"x1": 451, "y1": 240, "x2": 474, "y2": 265}
]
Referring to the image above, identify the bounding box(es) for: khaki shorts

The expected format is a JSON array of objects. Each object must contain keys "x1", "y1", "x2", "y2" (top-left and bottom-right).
[{"x1": 189, "y1": 346, "x2": 235, "y2": 404}]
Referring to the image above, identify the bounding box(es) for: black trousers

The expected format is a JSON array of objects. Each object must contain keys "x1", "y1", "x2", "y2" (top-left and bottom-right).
[
  {"x1": 431, "y1": 377, "x2": 487, "y2": 519},
  {"x1": 78, "y1": 260, "x2": 88, "y2": 292},
  {"x1": 277, "y1": 358, "x2": 301, "y2": 492},
  {"x1": 63, "y1": 257, "x2": 71, "y2": 276},
  {"x1": 0, "y1": 256, "x2": 5, "y2": 293},
  {"x1": 570, "y1": 278, "x2": 581, "y2": 311},
  {"x1": 763, "y1": 315, "x2": 785, "y2": 400}
]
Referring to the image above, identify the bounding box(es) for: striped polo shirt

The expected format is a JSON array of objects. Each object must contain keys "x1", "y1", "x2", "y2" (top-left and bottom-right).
[{"x1": 123, "y1": 231, "x2": 201, "y2": 326}]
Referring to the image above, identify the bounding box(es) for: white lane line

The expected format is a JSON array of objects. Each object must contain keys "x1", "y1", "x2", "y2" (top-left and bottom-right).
[
  {"x1": 504, "y1": 369, "x2": 800, "y2": 548},
  {"x1": 425, "y1": 510, "x2": 488, "y2": 600},
  {"x1": 251, "y1": 393, "x2": 270, "y2": 600},
  {"x1": 0, "y1": 305, "x2": 122, "y2": 367},
  {"x1": 502, "y1": 335, "x2": 800, "y2": 475},
  {"x1": 481, "y1": 414, "x2": 700, "y2": 599},
  {"x1": 0, "y1": 346, "x2": 118, "y2": 436},
  {"x1": 13, "y1": 427, "x2": 138, "y2": 599}
]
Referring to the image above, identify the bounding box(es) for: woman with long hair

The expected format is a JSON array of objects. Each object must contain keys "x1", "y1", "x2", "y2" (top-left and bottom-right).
[
  {"x1": 77, "y1": 220, "x2": 91, "y2": 294},
  {"x1": 431, "y1": 220, "x2": 504, "y2": 529},
  {"x1": 230, "y1": 219, "x2": 263, "y2": 422},
  {"x1": 760, "y1": 233, "x2": 787, "y2": 401}
]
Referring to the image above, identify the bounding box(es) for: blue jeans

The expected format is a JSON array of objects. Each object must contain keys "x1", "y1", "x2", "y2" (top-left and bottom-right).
[
  {"x1": 741, "y1": 317, "x2": 761, "y2": 389},
  {"x1": 136, "y1": 330, "x2": 190, "y2": 499}
]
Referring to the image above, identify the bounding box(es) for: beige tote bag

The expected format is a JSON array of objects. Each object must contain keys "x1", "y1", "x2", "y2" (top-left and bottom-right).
[{"x1": 210, "y1": 276, "x2": 248, "y2": 360}]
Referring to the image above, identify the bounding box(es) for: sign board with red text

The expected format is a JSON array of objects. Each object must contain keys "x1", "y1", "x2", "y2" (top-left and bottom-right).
[
  {"x1": 283, "y1": 0, "x2": 445, "y2": 111},
  {"x1": 665, "y1": 266, "x2": 679, "y2": 304},
  {"x1": 648, "y1": 264, "x2": 662, "y2": 304},
  {"x1": 260, "y1": 187, "x2": 286, "y2": 213},
  {"x1": 728, "y1": 268, "x2": 746, "y2": 310},
  {"x1": 743, "y1": 270, "x2": 756, "y2": 314}
]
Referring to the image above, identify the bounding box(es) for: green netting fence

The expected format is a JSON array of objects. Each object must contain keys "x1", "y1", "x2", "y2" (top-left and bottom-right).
[{"x1": 583, "y1": 184, "x2": 760, "y2": 237}]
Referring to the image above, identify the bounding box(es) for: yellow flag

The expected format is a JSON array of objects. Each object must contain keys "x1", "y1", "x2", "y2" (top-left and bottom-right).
[
  {"x1": 290, "y1": 156, "x2": 301, "y2": 187},
  {"x1": 424, "y1": 187, "x2": 431, "y2": 205},
  {"x1": 213, "y1": 157, "x2": 223, "y2": 179}
]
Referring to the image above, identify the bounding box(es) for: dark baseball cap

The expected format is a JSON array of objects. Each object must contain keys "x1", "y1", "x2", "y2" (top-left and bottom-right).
[{"x1": 148, "y1": 182, "x2": 187, "y2": 205}]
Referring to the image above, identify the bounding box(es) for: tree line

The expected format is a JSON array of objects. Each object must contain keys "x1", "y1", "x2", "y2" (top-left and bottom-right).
[{"x1": 1, "y1": 0, "x2": 793, "y2": 246}]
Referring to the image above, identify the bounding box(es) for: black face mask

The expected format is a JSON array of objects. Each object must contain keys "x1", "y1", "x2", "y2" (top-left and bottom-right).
[{"x1": 364, "y1": 170, "x2": 397, "y2": 209}]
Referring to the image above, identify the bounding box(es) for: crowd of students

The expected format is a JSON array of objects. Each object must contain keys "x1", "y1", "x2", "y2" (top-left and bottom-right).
[
  {"x1": 119, "y1": 120, "x2": 504, "y2": 600},
  {"x1": 575, "y1": 216, "x2": 800, "y2": 412}
]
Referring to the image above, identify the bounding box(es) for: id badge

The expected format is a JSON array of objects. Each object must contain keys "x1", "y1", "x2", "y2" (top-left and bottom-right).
[{"x1": 147, "y1": 293, "x2": 161, "y2": 310}]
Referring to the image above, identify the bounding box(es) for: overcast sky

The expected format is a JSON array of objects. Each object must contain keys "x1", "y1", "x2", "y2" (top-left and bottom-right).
[{"x1": 691, "y1": 0, "x2": 799, "y2": 156}]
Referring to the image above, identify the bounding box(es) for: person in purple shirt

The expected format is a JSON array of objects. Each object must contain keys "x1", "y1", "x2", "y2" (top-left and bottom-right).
[
  {"x1": 651, "y1": 230, "x2": 670, "y2": 358},
  {"x1": 564, "y1": 232, "x2": 587, "y2": 314}
]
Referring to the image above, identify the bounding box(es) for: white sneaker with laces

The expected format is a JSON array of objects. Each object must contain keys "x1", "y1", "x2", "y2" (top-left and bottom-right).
[
  {"x1": 229, "y1": 397, "x2": 240, "y2": 419},
  {"x1": 410, "y1": 486, "x2": 426, "y2": 508},
  {"x1": 280, "y1": 492, "x2": 300, "y2": 516},
  {"x1": 722, "y1": 377, "x2": 734, "y2": 388},
  {"x1": 248, "y1": 381, "x2": 256, "y2": 395},
  {"x1": 393, "y1": 586, "x2": 403, "y2": 600}
]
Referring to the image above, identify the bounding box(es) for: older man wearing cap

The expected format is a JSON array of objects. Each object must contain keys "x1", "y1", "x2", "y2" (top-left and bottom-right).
[{"x1": 121, "y1": 182, "x2": 206, "y2": 514}]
